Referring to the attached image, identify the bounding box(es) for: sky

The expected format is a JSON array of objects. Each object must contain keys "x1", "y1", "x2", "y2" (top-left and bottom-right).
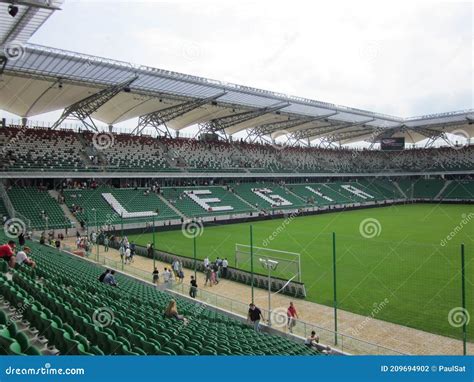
[{"x1": 2, "y1": 0, "x2": 473, "y2": 143}]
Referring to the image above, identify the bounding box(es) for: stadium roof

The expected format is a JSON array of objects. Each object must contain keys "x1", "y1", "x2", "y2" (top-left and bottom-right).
[{"x1": 0, "y1": 1, "x2": 472, "y2": 145}]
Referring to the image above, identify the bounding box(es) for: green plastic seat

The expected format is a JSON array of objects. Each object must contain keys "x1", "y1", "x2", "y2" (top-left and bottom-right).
[
  {"x1": 15, "y1": 331, "x2": 41, "y2": 355},
  {"x1": 182, "y1": 347, "x2": 199, "y2": 355},
  {"x1": 77, "y1": 343, "x2": 94, "y2": 355},
  {"x1": 9, "y1": 341, "x2": 25, "y2": 355},
  {"x1": 108, "y1": 337, "x2": 127, "y2": 355},
  {"x1": 200, "y1": 347, "x2": 217, "y2": 355},
  {"x1": 122, "y1": 347, "x2": 140, "y2": 355},
  {"x1": 140, "y1": 340, "x2": 161, "y2": 355},
  {"x1": 0, "y1": 327, "x2": 15, "y2": 352},
  {"x1": 0, "y1": 260, "x2": 8, "y2": 273},
  {"x1": 0, "y1": 310, "x2": 8, "y2": 325},
  {"x1": 164, "y1": 341, "x2": 183, "y2": 355},
  {"x1": 216, "y1": 345, "x2": 231, "y2": 355},
  {"x1": 132, "y1": 346, "x2": 147, "y2": 355},
  {"x1": 63, "y1": 332, "x2": 81, "y2": 355},
  {"x1": 158, "y1": 348, "x2": 176, "y2": 355}
]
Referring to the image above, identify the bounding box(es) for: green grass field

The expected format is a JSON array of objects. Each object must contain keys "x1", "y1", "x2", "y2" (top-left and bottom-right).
[{"x1": 129, "y1": 204, "x2": 474, "y2": 340}]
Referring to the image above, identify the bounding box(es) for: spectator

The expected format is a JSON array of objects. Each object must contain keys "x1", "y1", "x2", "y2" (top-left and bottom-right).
[
  {"x1": 129, "y1": 241, "x2": 136, "y2": 261},
  {"x1": 222, "y1": 258, "x2": 228, "y2": 278},
  {"x1": 164, "y1": 299, "x2": 188, "y2": 324},
  {"x1": 304, "y1": 331, "x2": 319, "y2": 348},
  {"x1": 103, "y1": 236, "x2": 109, "y2": 252},
  {"x1": 287, "y1": 302, "x2": 299, "y2": 333},
  {"x1": 172, "y1": 259, "x2": 180, "y2": 280},
  {"x1": 18, "y1": 232, "x2": 25, "y2": 247},
  {"x1": 203, "y1": 256, "x2": 209, "y2": 268},
  {"x1": 0, "y1": 240, "x2": 16, "y2": 268},
  {"x1": 15, "y1": 246, "x2": 36, "y2": 268},
  {"x1": 177, "y1": 268, "x2": 184, "y2": 283},
  {"x1": 163, "y1": 267, "x2": 172, "y2": 284},
  {"x1": 152, "y1": 267, "x2": 159, "y2": 284},
  {"x1": 204, "y1": 266, "x2": 212, "y2": 287},
  {"x1": 189, "y1": 275, "x2": 198, "y2": 298},
  {"x1": 210, "y1": 264, "x2": 217, "y2": 285},
  {"x1": 247, "y1": 303, "x2": 264, "y2": 332},
  {"x1": 125, "y1": 246, "x2": 131, "y2": 264},
  {"x1": 119, "y1": 243, "x2": 125, "y2": 262},
  {"x1": 147, "y1": 243, "x2": 154, "y2": 258},
  {"x1": 98, "y1": 269, "x2": 110, "y2": 283},
  {"x1": 212, "y1": 262, "x2": 219, "y2": 284},
  {"x1": 55, "y1": 239, "x2": 61, "y2": 251},
  {"x1": 103, "y1": 270, "x2": 118, "y2": 286}
]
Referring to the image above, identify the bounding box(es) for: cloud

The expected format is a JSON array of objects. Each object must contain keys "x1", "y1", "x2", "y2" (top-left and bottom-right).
[{"x1": 14, "y1": 0, "x2": 472, "y2": 130}]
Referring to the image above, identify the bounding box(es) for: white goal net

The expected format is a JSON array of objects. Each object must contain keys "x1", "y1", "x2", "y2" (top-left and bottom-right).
[{"x1": 235, "y1": 244, "x2": 301, "y2": 282}]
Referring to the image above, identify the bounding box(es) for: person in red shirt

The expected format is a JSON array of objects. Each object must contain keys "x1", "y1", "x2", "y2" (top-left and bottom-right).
[
  {"x1": 0, "y1": 240, "x2": 16, "y2": 268},
  {"x1": 287, "y1": 301, "x2": 299, "y2": 333}
]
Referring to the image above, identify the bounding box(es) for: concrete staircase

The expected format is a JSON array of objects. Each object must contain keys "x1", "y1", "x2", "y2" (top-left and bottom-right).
[
  {"x1": 77, "y1": 132, "x2": 108, "y2": 169},
  {"x1": 157, "y1": 194, "x2": 187, "y2": 219},
  {"x1": 224, "y1": 187, "x2": 259, "y2": 211},
  {"x1": 0, "y1": 181, "x2": 15, "y2": 218},
  {"x1": 48, "y1": 190, "x2": 81, "y2": 232},
  {"x1": 282, "y1": 185, "x2": 306, "y2": 202},
  {"x1": 434, "y1": 180, "x2": 452, "y2": 200},
  {"x1": 394, "y1": 181, "x2": 408, "y2": 199}
]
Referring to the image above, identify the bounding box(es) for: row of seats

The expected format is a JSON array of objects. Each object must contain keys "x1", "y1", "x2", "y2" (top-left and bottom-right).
[
  {"x1": 7, "y1": 187, "x2": 72, "y2": 230},
  {"x1": 0, "y1": 234, "x2": 319, "y2": 356},
  {"x1": 62, "y1": 187, "x2": 180, "y2": 226},
  {"x1": 0, "y1": 128, "x2": 84, "y2": 171},
  {"x1": 162, "y1": 186, "x2": 254, "y2": 217},
  {"x1": 5, "y1": 180, "x2": 473, "y2": 228},
  {"x1": 0, "y1": 198, "x2": 8, "y2": 219},
  {"x1": 441, "y1": 180, "x2": 474, "y2": 200},
  {"x1": 0, "y1": 126, "x2": 472, "y2": 173}
]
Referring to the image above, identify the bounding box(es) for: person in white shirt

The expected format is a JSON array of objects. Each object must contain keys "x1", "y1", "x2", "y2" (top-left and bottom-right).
[
  {"x1": 203, "y1": 257, "x2": 210, "y2": 268},
  {"x1": 172, "y1": 259, "x2": 180, "y2": 279},
  {"x1": 125, "y1": 247, "x2": 131, "y2": 264},
  {"x1": 15, "y1": 246, "x2": 36, "y2": 268},
  {"x1": 163, "y1": 267, "x2": 172, "y2": 284}
]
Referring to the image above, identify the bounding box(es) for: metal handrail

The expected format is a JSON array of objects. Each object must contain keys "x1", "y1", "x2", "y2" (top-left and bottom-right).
[{"x1": 171, "y1": 282, "x2": 405, "y2": 355}]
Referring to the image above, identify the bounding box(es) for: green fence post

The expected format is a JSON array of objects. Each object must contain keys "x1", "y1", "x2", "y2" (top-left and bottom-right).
[
  {"x1": 461, "y1": 243, "x2": 467, "y2": 356},
  {"x1": 193, "y1": 227, "x2": 197, "y2": 279},
  {"x1": 152, "y1": 216, "x2": 156, "y2": 270},
  {"x1": 333, "y1": 232, "x2": 338, "y2": 346},
  {"x1": 250, "y1": 224, "x2": 254, "y2": 304}
]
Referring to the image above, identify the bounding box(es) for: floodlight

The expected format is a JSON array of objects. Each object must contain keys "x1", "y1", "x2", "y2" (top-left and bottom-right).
[{"x1": 8, "y1": 4, "x2": 19, "y2": 17}]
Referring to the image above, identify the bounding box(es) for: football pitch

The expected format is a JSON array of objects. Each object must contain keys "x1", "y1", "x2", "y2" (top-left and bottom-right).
[{"x1": 128, "y1": 204, "x2": 474, "y2": 340}]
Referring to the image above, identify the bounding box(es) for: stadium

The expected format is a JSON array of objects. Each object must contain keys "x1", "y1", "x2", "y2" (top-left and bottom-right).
[{"x1": 0, "y1": 0, "x2": 472, "y2": 361}]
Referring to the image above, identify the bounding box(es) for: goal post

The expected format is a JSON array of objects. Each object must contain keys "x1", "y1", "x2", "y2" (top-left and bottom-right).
[{"x1": 235, "y1": 243, "x2": 302, "y2": 282}]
